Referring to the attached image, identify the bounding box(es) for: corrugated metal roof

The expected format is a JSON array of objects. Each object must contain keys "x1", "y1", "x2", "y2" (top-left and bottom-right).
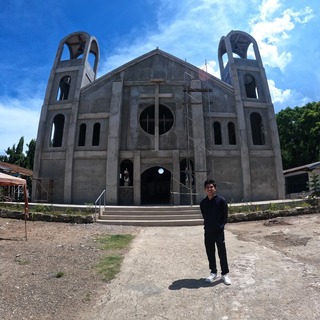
[
  {"x1": 283, "y1": 161, "x2": 320, "y2": 175},
  {"x1": 0, "y1": 161, "x2": 33, "y2": 177}
]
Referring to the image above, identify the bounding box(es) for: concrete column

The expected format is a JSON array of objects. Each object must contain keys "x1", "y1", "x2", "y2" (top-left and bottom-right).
[
  {"x1": 31, "y1": 103, "x2": 48, "y2": 201},
  {"x1": 64, "y1": 64, "x2": 88, "y2": 203},
  {"x1": 64, "y1": 100, "x2": 82, "y2": 203},
  {"x1": 133, "y1": 151, "x2": 141, "y2": 205},
  {"x1": 229, "y1": 63, "x2": 252, "y2": 201},
  {"x1": 261, "y1": 67, "x2": 285, "y2": 199},
  {"x1": 268, "y1": 105, "x2": 285, "y2": 198},
  {"x1": 154, "y1": 83, "x2": 160, "y2": 151},
  {"x1": 190, "y1": 80, "x2": 207, "y2": 204},
  {"x1": 106, "y1": 81, "x2": 123, "y2": 204}
]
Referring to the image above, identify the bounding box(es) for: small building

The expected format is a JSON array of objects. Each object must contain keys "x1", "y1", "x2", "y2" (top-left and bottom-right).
[
  {"x1": 284, "y1": 161, "x2": 320, "y2": 198},
  {"x1": 32, "y1": 30, "x2": 285, "y2": 205}
]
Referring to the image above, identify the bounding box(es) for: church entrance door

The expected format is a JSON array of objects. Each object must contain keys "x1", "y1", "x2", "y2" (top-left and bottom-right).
[{"x1": 141, "y1": 167, "x2": 171, "y2": 205}]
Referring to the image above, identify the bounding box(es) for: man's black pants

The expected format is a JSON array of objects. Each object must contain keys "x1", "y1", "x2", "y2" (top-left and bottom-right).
[{"x1": 204, "y1": 230, "x2": 229, "y2": 275}]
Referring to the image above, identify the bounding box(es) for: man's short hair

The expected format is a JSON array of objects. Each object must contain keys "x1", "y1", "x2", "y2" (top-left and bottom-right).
[{"x1": 204, "y1": 179, "x2": 216, "y2": 188}]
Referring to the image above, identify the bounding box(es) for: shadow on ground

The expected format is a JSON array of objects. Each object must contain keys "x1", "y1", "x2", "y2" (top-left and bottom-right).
[{"x1": 169, "y1": 278, "x2": 223, "y2": 290}]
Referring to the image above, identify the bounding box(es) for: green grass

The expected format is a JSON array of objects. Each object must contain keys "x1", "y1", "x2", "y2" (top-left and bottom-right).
[
  {"x1": 95, "y1": 255, "x2": 124, "y2": 282},
  {"x1": 94, "y1": 234, "x2": 134, "y2": 282},
  {"x1": 55, "y1": 271, "x2": 65, "y2": 278},
  {"x1": 0, "y1": 203, "x2": 92, "y2": 217},
  {"x1": 95, "y1": 234, "x2": 134, "y2": 250}
]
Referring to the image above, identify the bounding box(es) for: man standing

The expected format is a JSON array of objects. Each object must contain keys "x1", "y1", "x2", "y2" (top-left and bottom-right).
[{"x1": 200, "y1": 179, "x2": 231, "y2": 285}]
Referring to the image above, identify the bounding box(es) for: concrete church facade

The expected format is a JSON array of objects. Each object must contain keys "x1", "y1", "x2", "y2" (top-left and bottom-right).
[{"x1": 32, "y1": 30, "x2": 285, "y2": 205}]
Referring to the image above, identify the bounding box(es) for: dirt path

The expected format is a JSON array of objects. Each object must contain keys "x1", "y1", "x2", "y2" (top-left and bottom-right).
[
  {"x1": 1, "y1": 214, "x2": 320, "y2": 320},
  {"x1": 87, "y1": 214, "x2": 320, "y2": 320}
]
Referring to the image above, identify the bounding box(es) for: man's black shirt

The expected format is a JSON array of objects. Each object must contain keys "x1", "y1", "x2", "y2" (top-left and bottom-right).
[{"x1": 200, "y1": 195, "x2": 228, "y2": 232}]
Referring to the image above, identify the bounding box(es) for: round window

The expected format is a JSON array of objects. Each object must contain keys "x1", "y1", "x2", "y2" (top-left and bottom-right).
[{"x1": 140, "y1": 104, "x2": 174, "y2": 135}]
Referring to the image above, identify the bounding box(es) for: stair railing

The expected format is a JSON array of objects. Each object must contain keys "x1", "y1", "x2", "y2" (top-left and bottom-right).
[{"x1": 94, "y1": 189, "x2": 106, "y2": 221}]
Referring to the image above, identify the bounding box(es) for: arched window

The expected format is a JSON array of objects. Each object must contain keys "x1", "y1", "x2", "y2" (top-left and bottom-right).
[
  {"x1": 78, "y1": 123, "x2": 86, "y2": 146},
  {"x1": 56, "y1": 76, "x2": 71, "y2": 101},
  {"x1": 92, "y1": 123, "x2": 100, "y2": 146},
  {"x1": 214, "y1": 121, "x2": 222, "y2": 145},
  {"x1": 50, "y1": 114, "x2": 65, "y2": 147},
  {"x1": 120, "y1": 160, "x2": 133, "y2": 186},
  {"x1": 250, "y1": 112, "x2": 265, "y2": 145},
  {"x1": 244, "y1": 74, "x2": 258, "y2": 99},
  {"x1": 228, "y1": 122, "x2": 236, "y2": 145}
]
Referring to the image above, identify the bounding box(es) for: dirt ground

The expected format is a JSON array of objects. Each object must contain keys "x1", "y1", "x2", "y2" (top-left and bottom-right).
[
  {"x1": 1, "y1": 213, "x2": 320, "y2": 320},
  {"x1": 0, "y1": 218, "x2": 140, "y2": 320}
]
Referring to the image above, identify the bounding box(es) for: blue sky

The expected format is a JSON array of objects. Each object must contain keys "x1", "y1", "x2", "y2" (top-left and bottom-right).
[{"x1": 0, "y1": 0, "x2": 319, "y2": 155}]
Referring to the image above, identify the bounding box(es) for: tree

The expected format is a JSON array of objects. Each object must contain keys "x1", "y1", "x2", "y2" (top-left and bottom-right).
[
  {"x1": 0, "y1": 137, "x2": 36, "y2": 170},
  {"x1": 25, "y1": 139, "x2": 36, "y2": 170},
  {"x1": 3, "y1": 136, "x2": 26, "y2": 166},
  {"x1": 276, "y1": 102, "x2": 320, "y2": 169}
]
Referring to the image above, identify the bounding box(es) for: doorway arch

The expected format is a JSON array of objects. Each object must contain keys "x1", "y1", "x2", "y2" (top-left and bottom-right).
[{"x1": 141, "y1": 166, "x2": 171, "y2": 205}]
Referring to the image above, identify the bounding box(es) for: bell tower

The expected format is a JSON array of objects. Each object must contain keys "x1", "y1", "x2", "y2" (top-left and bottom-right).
[
  {"x1": 32, "y1": 32, "x2": 100, "y2": 203},
  {"x1": 218, "y1": 30, "x2": 284, "y2": 200}
]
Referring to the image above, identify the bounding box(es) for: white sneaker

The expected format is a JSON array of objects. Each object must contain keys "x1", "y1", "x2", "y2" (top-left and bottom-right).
[
  {"x1": 222, "y1": 274, "x2": 231, "y2": 285},
  {"x1": 205, "y1": 273, "x2": 218, "y2": 283}
]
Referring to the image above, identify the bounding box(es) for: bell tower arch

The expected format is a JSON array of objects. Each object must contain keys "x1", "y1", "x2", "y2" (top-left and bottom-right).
[
  {"x1": 218, "y1": 30, "x2": 269, "y2": 103},
  {"x1": 48, "y1": 31, "x2": 99, "y2": 105}
]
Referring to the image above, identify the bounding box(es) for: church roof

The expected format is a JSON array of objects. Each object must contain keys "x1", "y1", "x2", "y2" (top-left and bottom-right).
[{"x1": 84, "y1": 48, "x2": 234, "y2": 93}]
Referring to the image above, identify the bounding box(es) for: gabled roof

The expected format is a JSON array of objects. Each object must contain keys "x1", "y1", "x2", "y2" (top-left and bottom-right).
[{"x1": 83, "y1": 48, "x2": 234, "y2": 94}]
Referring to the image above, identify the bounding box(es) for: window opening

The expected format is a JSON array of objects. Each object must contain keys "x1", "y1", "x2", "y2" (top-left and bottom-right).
[
  {"x1": 61, "y1": 43, "x2": 70, "y2": 61},
  {"x1": 159, "y1": 105, "x2": 174, "y2": 134},
  {"x1": 214, "y1": 121, "x2": 222, "y2": 145},
  {"x1": 247, "y1": 43, "x2": 256, "y2": 60},
  {"x1": 78, "y1": 123, "x2": 86, "y2": 146},
  {"x1": 244, "y1": 74, "x2": 258, "y2": 99},
  {"x1": 92, "y1": 123, "x2": 100, "y2": 146},
  {"x1": 140, "y1": 106, "x2": 155, "y2": 134},
  {"x1": 228, "y1": 122, "x2": 236, "y2": 145},
  {"x1": 250, "y1": 112, "x2": 265, "y2": 145},
  {"x1": 50, "y1": 114, "x2": 65, "y2": 147},
  {"x1": 221, "y1": 53, "x2": 228, "y2": 69},
  {"x1": 88, "y1": 52, "x2": 96, "y2": 70},
  {"x1": 56, "y1": 76, "x2": 71, "y2": 101},
  {"x1": 140, "y1": 104, "x2": 173, "y2": 135}
]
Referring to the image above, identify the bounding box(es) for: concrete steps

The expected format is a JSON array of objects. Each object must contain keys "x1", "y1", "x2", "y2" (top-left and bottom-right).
[{"x1": 97, "y1": 205, "x2": 203, "y2": 226}]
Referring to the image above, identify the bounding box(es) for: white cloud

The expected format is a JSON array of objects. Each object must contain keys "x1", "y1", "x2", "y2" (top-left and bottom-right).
[
  {"x1": 198, "y1": 60, "x2": 220, "y2": 78},
  {"x1": 268, "y1": 78, "x2": 315, "y2": 111},
  {"x1": 268, "y1": 79, "x2": 291, "y2": 104},
  {"x1": 259, "y1": 0, "x2": 281, "y2": 20},
  {"x1": 0, "y1": 98, "x2": 41, "y2": 154},
  {"x1": 249, "y1": 0, "x2": 314, "y2": 71},
  {"x1": 99, "y1": 0, "x2": 247, "y2": 75}
]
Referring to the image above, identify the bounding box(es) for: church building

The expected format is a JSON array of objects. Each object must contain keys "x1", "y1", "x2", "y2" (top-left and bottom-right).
[{"x1": 32, "y1": 30, "x2": 285, "y2": 205}]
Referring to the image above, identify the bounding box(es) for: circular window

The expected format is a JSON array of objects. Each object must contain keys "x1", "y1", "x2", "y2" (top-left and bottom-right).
[{"x1": 140, "y1": 104, "x2": 174, "y2": 135}]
